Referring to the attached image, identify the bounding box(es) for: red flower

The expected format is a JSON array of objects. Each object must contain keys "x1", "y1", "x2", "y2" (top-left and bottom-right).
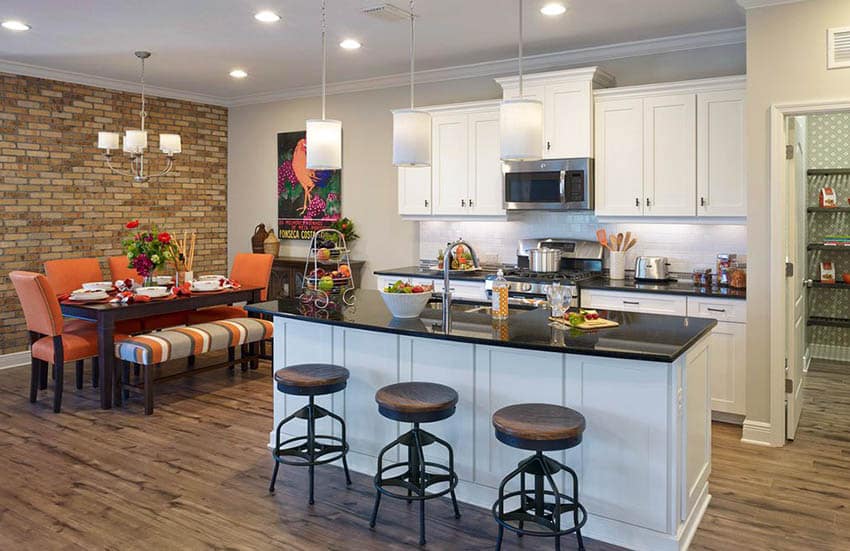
[
  {"x1": 126, "y1": 220, "x2": 140, "y2": 229},
  {"x1": 157, "y1": 232, "x2": 171, "y2": 244}
]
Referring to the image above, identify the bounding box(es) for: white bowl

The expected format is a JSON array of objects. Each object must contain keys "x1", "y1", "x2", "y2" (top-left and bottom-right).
[
  {"x1": 135, "y1": 286, "x2": 169, "y2": 298},
  {"x1": 379, "y1": 289, "x2": 433, "y2": 319},
  {"x1": 70, "y1": 289, "x2": 108, "y2": 301},
  {"x1": 153, "y1": 275, "x2": 173, "y2": 285},
  {"x1": 191, "y1": 280, "x2": 220, "y2": 292},
  {"x1": 198, "y1": 274, "x2": 225, "y2": 281},
  {"x1": 82, "y1": 281, "x2": 114, "y2": 291}
]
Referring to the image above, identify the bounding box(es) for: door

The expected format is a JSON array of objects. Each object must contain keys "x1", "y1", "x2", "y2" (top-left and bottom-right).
[
  {"x1": 644, "y1": 94, "x2": 697, "y2": 216},
  {"x1": 785, "y1": 116, "x2": 807, "y2": 440},
  {"x1": 397, "y1": 166, "x2": 432, "y2": 215},
  {"x1": 544, "y1": 81, "x2": 592, "y2": 158},
  {"x1": 697, "y1": 90, "x2": 746, "y2": 216},
  {"x1": 594, "y1": 98, "x2": 644, "y2": 215},
  {"x1": 467, "y1": 110, "x2": 504, "y2": 215},
  {"x1": 431, "y1": 113, "x2": 469, "y2": 215}
]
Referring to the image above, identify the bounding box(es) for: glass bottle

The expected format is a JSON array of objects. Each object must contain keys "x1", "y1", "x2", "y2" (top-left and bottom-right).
[{"x1": 491, "y1": 269, "x2": 509, "y2": 320}]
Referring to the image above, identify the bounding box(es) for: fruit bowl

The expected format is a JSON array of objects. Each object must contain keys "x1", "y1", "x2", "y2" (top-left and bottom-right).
[{"x1": 379, "y1": 289, "x2": 433, "y2": 318}]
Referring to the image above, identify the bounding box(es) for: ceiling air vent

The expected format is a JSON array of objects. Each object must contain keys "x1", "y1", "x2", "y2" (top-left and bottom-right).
[
  {"x1": 362, "y1": 3, "x2": 412, "y2": 22},
  {"x1": 827, "y1": 27, "x2": 850, "y2": 69}
]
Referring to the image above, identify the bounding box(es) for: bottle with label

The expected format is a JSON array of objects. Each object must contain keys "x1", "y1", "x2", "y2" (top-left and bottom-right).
[{"x1": 491, "y1": 269, "x2": 509, "y2": 320}]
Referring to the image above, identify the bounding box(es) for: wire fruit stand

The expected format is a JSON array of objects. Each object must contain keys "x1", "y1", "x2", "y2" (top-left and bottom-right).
[{"x1": 300, "y1": 229, "x2": 356, "y2": 309}]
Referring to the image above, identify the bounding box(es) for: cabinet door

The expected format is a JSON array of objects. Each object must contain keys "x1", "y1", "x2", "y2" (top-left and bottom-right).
[
  {"x1": 544, "y1": 81, "x2": 593, "y2": 158},
  {"x1": 643, "y1": 94, "x2": 696, "y2": 216},
  {"x1": 697, "y1": 90, "x2": 746, "y2": 217},
  {"x1": 594, "y1": 99, "x2": 644, "y2": 216},
  {"x1": 467, "y1": 110, "x2": 504, "y2": 216},
  {"x1": 707, "y1": 321, "x2": 746, "y2": 415},
  {"x1": 398, "y1": 166, "x2": 432, "y2": 215},
  {"x1": 581, "y1": 290, "x2": 687, "y2": 316},
  {"x1": 431, "y1": 113, "x2": 469, "y2": 215}
]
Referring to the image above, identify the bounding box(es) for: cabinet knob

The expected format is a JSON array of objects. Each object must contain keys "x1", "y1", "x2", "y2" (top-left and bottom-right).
[
  {"x1": 646, "y1": 197, "x2": 651, "y2": 207},
  {"x1": 468, "y1": 199, "x2": 474, "y2": 208},
  {"x1": 700, "y1": 197, "x2": 706, "y2": 207},
  {"x1": 424, "y1": 199, "x2": 429, "y2": 207},
  {"x1": 546, "y1": 141, "x2": 551, "y2": 151},
  {"x1": 635, "y1": 197, "x2": 640, "y2": 207},
  {"x1": 461, "y1": 199, "x2": 466, "y2": 207}
]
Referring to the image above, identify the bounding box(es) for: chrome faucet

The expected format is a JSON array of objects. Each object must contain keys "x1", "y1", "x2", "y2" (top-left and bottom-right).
[{"x1": 440, "y1": 238, "x2": 480, "y2": 330}]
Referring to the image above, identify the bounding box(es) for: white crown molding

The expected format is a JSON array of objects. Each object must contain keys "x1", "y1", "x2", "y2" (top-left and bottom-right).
[
  {"x1": 736, "y1": 0, "x2": 804, "y2": 9},
  {"x1": 0, "y1": 26, "x2": 744, "y2": 109},
  {"x1": 229, "y1": 26, "x2": 745, "y2": 107},
  {"x1": 594, "y1": 75, "x2": 746, "y2": 99},
  {"x1": 0, "y1": 59, "x2": 231, "y2": 107}
]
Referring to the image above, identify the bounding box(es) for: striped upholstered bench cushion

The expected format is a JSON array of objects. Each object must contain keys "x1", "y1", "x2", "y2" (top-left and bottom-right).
[{"x1": 115, "y1": 318, "x2": 273, "y2": 365}]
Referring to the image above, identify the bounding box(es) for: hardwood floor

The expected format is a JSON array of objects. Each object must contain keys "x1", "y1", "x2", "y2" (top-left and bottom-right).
[{"x1": 0, "y1": 357, "x2": 848, "y2": 550}]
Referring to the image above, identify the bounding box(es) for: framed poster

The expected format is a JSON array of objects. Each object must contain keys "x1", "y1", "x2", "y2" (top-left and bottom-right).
[{"x1": 277, "y1": 131, "x2": 341, "y2": 240}]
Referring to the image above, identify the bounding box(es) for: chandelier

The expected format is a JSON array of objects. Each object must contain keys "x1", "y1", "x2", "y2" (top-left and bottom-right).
[{"x1": 97, "y1": 51, "x2": 181, "y2": 183}]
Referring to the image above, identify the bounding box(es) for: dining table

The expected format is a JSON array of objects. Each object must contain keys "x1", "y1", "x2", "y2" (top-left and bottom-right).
[{"x1": 59, "y1": 285, "x2": 265, "y2": 409}]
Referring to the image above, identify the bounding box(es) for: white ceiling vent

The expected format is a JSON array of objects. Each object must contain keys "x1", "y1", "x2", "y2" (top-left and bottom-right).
[
  {"x1": 827, "y1": 27, "x2": 850, "y2": 69},
  {"x1": 362, "y1": 3, "x2": 412, "y2": 22}
]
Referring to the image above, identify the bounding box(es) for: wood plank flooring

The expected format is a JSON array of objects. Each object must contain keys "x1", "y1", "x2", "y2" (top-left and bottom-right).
[{"x1": 0, "y1": 357, "x2": 848, "y2": 550}]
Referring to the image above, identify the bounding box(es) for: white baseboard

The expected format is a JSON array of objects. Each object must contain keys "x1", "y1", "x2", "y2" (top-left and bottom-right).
[
  {"x1": 741, "y1": 419, "x2": 775, "y2": 446},
  {"x1": 810, "y1": 344, "x2": 850, "y2": 363},
  {"x1": 0, "y1": 350, "x2": 30, "y2": 371}
]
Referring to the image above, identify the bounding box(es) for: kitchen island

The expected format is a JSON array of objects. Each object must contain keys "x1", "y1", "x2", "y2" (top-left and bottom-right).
[{"x1": 247, "y1": 290, "x2": 715, "y2": 551}]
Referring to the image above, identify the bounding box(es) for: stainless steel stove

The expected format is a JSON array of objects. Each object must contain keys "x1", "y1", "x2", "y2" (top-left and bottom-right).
[{"x1": 485, "y1": 238, "x2": 603, "y2": 307}]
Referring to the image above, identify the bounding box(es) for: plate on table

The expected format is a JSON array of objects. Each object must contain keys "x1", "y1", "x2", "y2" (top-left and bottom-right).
[
  {"x1": 153, "y1": 275, "x2": 174, "y2": 285},
  {"x1": 197, "y1": 275, "x2": 225, "y2": 281},
  {"x1": 70, "y1": 289, "x2": 109, "y2": 301},
  {"x1": 191, "y1": 280, "x2": 223, "y2": 292},
  {"x1": 82, "y1": 281, "x2": 114, "y2": 292},
  {"x1": 135, "y1": 286, "x2": 170, "y2": 298}
]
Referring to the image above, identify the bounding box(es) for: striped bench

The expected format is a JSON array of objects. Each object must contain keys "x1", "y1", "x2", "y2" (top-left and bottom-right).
[{"x1": 115, "y1": 318, "x2": 273, "y2": 414}]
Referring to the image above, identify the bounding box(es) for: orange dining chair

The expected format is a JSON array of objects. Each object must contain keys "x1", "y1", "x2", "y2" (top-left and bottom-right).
[
  {"x1": 107, "y1": 255, "x2": 187, "y2": 331},
  {"x1": 188, "y1": 253, "x2": 274, "y2": 324},
  {"x1": 10, "y1": 271, "x2": 128, "y2": 413}
]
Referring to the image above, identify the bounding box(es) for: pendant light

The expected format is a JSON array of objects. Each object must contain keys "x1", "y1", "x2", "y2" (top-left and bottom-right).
[
  {"x1": 392, "y1": 0, "x2": 431, "y2": 167},
  {"x1": 306, "y1": 0, "x2": 342, "y2": 170},
  {"x1": 500, "y1": 0, "x2": 543, "y2": 161}
]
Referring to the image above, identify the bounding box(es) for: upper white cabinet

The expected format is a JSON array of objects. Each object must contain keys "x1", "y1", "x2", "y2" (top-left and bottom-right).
[
  {"x1": 496, "y1": 67, "x2": 615, "y2": 159},
  {"x1": 594, "y1": 76, "x2": 746, "y2": 218},
  {"x1": 398, "y1": 166, "x2": 432, "y2": 216},
  {"x1": 432, "y1": 112, "x2": 470, "y2": 215}
]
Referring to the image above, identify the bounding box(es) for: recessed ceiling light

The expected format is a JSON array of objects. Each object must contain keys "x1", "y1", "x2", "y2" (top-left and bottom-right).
[
  {"x1": 540, "y1": 3, "x2": 567, "y2": 16},
  {"x1": 339, "y1": 39, "x2": 362, "y2": 50},
  {"x1": 2, "y1": 20, "x2": 31, "y2": 31},
  {"x1": 254, "y1": 10, "x2": 281, "y2": 23},
  {"x1": 229, "y1": 69, "x2": 248, "y2": 79}
]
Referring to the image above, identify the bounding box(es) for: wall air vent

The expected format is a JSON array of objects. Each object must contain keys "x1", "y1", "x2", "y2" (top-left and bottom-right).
[
  {"x1": 827, "y1": 27, "x2": 850, "y2": 69},
  {"x1": 362, "y1": 3, "x2": 412, "y2": 22}
]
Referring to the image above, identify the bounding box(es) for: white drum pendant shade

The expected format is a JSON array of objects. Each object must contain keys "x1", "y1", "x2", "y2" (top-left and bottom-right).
[
  {"x1": 306, "y1": 118, "x2": 342, "y2": 170},
  {"x1": 393, "y1": 109, "x2": 431, "y2": 167},
  {"x1": 500, "y1": 98, "x2": 543, "y2": 161}
]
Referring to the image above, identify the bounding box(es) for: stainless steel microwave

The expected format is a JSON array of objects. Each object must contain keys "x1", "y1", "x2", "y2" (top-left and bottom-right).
[{"x1": 503, "y1": 158, "x2": 593, "y2": 211}]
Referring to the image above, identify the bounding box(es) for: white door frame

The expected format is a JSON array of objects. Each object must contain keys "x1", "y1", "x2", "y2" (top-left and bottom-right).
[{"x1": 768, "y1": 100, "x2": 850, "y2": 446}]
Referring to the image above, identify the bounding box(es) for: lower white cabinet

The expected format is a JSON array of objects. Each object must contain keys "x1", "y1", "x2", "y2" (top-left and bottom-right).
[
  {"x1": 580, "y1": 289, "x2": 687, "y2": 316},
  {"x1": 376, "y1": 275, "x2": 433, "y2": 291},
  {"x1": 433, "y1": 279, "x2": 487, "y2": 302}
]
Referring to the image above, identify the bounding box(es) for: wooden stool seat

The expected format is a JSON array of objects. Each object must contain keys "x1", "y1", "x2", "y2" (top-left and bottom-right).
[
  {"x1": 492, "y1": 403, "x2": 586, "y2": 451},
  {"x1": 375, "y1": 382, "x2": 458, "y2": 423},
  {"x1": 274, "y1": 364, "x2": 349, "y2": 396}
]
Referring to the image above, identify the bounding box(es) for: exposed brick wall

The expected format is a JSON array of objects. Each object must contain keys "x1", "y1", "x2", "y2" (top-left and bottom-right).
[{"x1": 0, "y1": 72, "x2": 228, "y2": 354}]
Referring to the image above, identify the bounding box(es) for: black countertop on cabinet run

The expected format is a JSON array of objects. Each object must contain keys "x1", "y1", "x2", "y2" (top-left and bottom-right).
[
  {"x1": 246, "y1": 289, "x2": 716, "y2": 363},
  {"x1": 374, "y1": 266, "x2": 495, "y2": 282},
  {"x1": 579, "y1": 277, "x2": 747, "y2": 300}
]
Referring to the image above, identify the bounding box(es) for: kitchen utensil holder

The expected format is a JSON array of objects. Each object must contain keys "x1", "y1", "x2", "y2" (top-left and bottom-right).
[{"x1": 609, "y1": 252, "x2": 626, "y2": 280}]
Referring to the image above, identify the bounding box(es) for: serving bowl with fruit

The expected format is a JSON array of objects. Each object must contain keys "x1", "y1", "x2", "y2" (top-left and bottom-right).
[{"x1": 379, "y1": 280, "x2": 434, "y2": 318}]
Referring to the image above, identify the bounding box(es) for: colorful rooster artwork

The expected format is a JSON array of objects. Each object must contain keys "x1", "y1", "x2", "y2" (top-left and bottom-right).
[{"x1": 277, "y1": 131, "x2": 341, "y2": 240}]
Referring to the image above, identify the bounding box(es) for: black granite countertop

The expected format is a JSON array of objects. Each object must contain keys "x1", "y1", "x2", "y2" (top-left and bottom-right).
[
  {"x1": 374, "y1": 266, "x2": 495, "y2": 282},
  {"x1": 579, "y1": 277, "x2": 747, "y2": 300},
  {"x1": 246, "y1": 289, "x2": 716, "y2": 363}
]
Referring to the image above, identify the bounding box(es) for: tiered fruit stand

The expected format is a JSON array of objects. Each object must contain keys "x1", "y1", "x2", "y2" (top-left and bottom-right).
[{"x1": 300, "y1": 229, "x2": 356, "y2": 308}]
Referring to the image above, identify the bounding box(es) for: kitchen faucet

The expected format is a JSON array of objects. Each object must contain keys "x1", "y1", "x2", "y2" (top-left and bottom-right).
[{"x1": 440, "y1": 238, "x2": 480, "y2": 330}]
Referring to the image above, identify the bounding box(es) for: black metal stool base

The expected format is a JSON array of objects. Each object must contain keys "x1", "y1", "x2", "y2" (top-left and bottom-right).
[
  {"x1": 369, "y1": 423, "x2": 461, "y2": 545},
  {"x1": 493, "y1": 451, "x2": 587, "y2": 551},
  {"x1": 269, "y1": 396, "x2": 351, "y2": 505}
]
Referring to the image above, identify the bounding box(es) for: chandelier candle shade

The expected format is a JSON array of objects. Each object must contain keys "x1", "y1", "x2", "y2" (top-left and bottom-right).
[
  {"x1": 306, "y1": 0, "x2": 342, "y2": 170},
  {"x1": 392, "y1": 0, "x2": 431, "y2": 167},
  {"x1": 97, "y1": 51, "x2": 181, "y2": 183},
  {"x1": 500, "y1": 0, "x2": 543, "y2": 161}
]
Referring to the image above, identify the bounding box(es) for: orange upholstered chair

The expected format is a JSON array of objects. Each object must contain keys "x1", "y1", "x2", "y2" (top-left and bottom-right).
[
  {"x1": 107, "y1": 255, "x2": 186, "y2": 331},
  {"x1": 188, "y1": 253, "x2": 274, "y2": 324},
  {"x1": 10, "y1": 271, "x2": 128, "y2": 413}
]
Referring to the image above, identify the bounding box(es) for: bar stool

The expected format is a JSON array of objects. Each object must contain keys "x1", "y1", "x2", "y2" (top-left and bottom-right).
[
  {"x1": 369, "y1": 382, "x2": 461, "y2": 545},
  {"x1": 269, "y1": 364, "x2": 352, "y2": 505},
  {"x1": 491, "y1": 403, "x2": 588, "y2": 551}
]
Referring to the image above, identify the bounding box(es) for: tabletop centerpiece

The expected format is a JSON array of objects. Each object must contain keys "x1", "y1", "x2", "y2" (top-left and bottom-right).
[{"x1": 121, "y1": 219, "x2": 186, "y2": 286}]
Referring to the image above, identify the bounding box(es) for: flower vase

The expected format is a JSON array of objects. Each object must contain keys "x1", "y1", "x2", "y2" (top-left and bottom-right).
[{"x1": 143, "y1": 275, "x2": 154, "y2": 287}]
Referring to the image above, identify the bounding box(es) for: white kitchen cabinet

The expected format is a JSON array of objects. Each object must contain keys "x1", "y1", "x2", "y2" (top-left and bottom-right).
[
  {"x1": 397, "y1": 166, "x2": 432, "y2": 215},
  {"x1": 643, "y1": 94, "x2": 696, "y2": 216},
  {"x1": 594, "y1": 99, "x2": 644, "y2": 215},
  {"x1": 496, "y1": 67, "x2": 615, "y2": 159},
  {"x1": 580, "y1": 289, "x2": 687, "y2": 316},
  {"x1": 594, "y1": 76, "x2": 746, "y2": 219},
  {"x1": 467, "y1": 111, "x2": 504, "y2": 216},
  {"x1": 376, "y1": 275, "x2": 433, "y2": 291},
  {"x1": 433, "y1": 279, "x2": 487, "y2": 302},
  {"x1": 697, "y1": 89, "x2": 746, "y2": 217},
  {"x1": 432, "y1": 112, "x2": 470, "y2": 215}
]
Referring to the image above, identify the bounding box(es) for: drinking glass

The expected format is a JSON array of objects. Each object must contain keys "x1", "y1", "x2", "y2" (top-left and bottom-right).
[{"x1": 546, "y1": 282, "x2": 569, "y2": 318}]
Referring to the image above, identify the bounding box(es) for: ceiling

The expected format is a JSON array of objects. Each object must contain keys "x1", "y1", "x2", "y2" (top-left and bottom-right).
[{"x1": 0, "y1": 1, "x2": 745, "y2": 105}]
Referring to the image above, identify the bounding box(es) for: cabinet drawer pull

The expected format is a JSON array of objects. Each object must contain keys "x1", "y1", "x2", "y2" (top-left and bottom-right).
[
  {"x1": 706, "y1": 307, "x2": 726, "y2": 313},
  {"x1": 623, "y1": 300, "x2": 640, "y2": 305}
]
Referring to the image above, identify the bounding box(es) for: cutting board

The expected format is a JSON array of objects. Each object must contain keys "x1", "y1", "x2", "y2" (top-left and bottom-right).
[{"x1": 549, "y1": 316, "x2": 620, "y2": 330}]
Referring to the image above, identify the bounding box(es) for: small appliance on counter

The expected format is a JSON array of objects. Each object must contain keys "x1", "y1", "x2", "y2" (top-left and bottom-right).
[{"x1": 634, "y1": 256, "x2": 671, "y2": 282}]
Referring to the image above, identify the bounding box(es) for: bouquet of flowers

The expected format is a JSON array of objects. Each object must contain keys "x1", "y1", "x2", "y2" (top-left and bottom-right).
[{"x1": 121, "y1": 220, "x2": 176, "y2": 283}]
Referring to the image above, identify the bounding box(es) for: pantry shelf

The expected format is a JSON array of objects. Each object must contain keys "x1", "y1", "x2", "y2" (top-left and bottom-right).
[
  {"x1": 807, "y1": 244, "x2": 850, "y2": 251},
  {"x1": 807, "y1": 316, "x2": 850, "y2": 328},
  {"x1": 809, "y1": 281, "x2": 850, "y2": 289},
  {"x1": 807, "y1": 207, "x2": 850, "y2": 213},
  {"x1": 808, "y1": 168, "x2": 850, "y2": 176}
]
